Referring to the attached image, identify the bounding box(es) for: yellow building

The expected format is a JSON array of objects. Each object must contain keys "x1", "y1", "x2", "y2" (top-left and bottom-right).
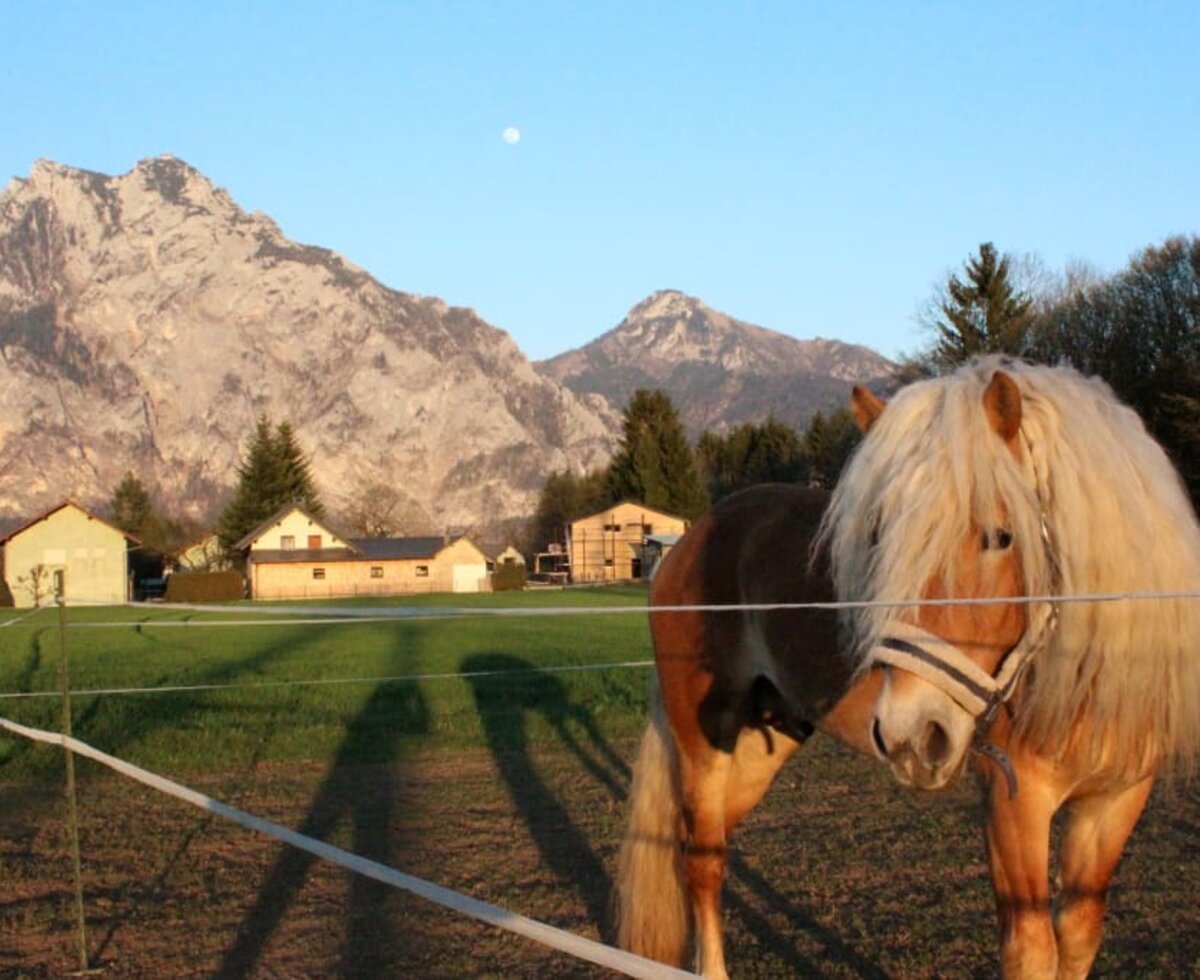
[
  {"x1": 236, "y1": 505, "x2": 490, "y2": 599},
  {"x1": 568, "y1": 501, "x2": 688, "y2": 583},
  {"x1": 0, "y1": 501, "x2": 134, "y2": 608}
]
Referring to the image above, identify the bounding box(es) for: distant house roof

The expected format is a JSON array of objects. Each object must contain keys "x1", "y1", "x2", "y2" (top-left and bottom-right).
[
  {"x1": 0, "y1": 499, "x2": 139, "y2": 547},
  {"x1": 351, "y1": 537, "x2": 446, "y2": 560},
  {"x1": 572, "y1": 500, "x2": 688, "y2": 525},
  {"x1": 645, "y1": 534, "x2": 682, "y2": 547},
  {"x1": 248, "y1": 536, "x2": 455, "y2": 565},
  {"x1": 233, "y1": 503, "x2": 347, "y2": 553}
]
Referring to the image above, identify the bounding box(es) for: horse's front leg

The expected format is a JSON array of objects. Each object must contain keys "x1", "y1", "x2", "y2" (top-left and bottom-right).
[
  {"x1": 982, "y1": 761, "x2": 1059, "y2": 979},
  {"x1": 1054, "y1": 775, "x2": 1154, "y2": 980}
]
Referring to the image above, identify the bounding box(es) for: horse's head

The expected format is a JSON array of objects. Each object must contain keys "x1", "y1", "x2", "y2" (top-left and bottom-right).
[{"x1": 840, "y1": 370, "x2": 1036, "y2": 790}]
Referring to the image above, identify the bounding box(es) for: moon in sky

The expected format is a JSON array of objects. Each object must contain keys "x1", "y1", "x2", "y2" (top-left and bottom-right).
[{"x1": 501, "y1": 126, "x2": 521, "y2": 145}]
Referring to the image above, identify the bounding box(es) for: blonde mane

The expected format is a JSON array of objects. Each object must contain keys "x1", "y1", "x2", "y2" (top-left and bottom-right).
[{"x1": 822, "y1": 356, "x2": 1200, "y2": 773}]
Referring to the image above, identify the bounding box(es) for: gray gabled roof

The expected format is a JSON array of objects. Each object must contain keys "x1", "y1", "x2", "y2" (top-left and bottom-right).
[
  {"x1": 247, "y1": 536, "x2": 451, "y2": 565},
  {"x1": 350, "y1": 537, "x2": 445, "y2": 560}
]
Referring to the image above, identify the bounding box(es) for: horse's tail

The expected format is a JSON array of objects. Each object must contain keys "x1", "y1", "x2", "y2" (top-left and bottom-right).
[{"x1": 616, "y1": 678, "x2": 690, "y2": 965}]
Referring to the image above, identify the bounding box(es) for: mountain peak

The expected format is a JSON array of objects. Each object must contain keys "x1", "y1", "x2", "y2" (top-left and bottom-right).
[
  {"x1": 627, "y1": 289, "x2": 704, "y2": 321},
  {"x1": 538, "y1": 291, "x2": 895, "y2": 436}
]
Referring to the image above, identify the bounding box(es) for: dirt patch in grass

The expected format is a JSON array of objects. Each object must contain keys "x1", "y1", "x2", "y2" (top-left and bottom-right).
[{"x1": 2, "y1": 737, "x2": 1199, "y2": 977}]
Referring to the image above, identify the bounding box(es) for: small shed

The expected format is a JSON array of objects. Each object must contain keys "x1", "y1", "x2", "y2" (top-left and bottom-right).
[
  {"x1": 494, "y1": 545, "x2": 526, "y2": 568},
  {"x1": 642, "y1": 533, "x2": 683, "y2": 580},
  {"x1": 0, "y1": 500, "x2": 135, "y2": 608}
]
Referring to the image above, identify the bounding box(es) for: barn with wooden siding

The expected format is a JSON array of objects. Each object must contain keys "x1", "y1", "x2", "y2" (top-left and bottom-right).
[{"x1": 567, "y1": 501, "x2": 688, "y2": 584}]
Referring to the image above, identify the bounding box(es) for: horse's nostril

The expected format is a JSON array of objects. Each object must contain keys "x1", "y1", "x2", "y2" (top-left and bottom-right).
[
  {"x1": 923, "y1": 720, "x2": 951, "y2": 767},
  {"x1": 871, "y1": 717, "x2": 889, "y2": 758}
]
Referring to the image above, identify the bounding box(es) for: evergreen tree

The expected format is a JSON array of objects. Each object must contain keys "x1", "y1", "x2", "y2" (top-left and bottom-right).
[
  {"x1": 607, "y1": 389, "x2": 709, "y2": 519},
  {"x1": 274, "y1": 420, "x2": 325, "y2": 517},
  {"x1": 804, "y1": 408, "x2": 861, "y2": 487},
  {"x1": 218, "y1": 415, "x2": 324, "y2": 554},
  {"x1": 110, "y1": 471, "x2": 153, "y2": 536},
  {"x1": 932, "y1": 242, "x2": 1034, "y2": 367},
  {"x1": 524, "y1": 467, "x2": 610, "y2": 554},
  {"x1": 109, "y1": 469, "x2": 179, "y2": 554},
  {"x1": 1028, "y1": 235, "x2": 1200, "y2": 504},
  {"x1": 697, "y1": 417, "x2": 807, "y2": 503}
]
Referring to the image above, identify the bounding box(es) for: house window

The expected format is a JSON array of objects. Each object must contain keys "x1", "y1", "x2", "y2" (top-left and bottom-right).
[
  {"x1": 313, "y1": 568, "x2": 326, "y2": 580},
  {"x1": 643, "y1": 523, "x2": 653, "y2": 534},
  {"x1": 605, "y1": 558, "x2": 614, "y2": 567},
  {"x1": 604, "y1": 522, "x2": 620, "y2": 532},
  {"x1": 280, "y1": 535, "x2": 295, "y2": 550},
  {"x1": 370, "y1": 567, "x2": 384, "y2": 578},
  {"x1": 416, "y1": 565, "x2": 429, "y2": 577},
  {"x1": 308, "y1": 535, "x2": 322, "y2": 550}
]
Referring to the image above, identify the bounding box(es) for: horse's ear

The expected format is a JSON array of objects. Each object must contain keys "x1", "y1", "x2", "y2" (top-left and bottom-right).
[
  {"x1": 851, "y1": 386, "x2": 886, "y2": 433},
  {"x1": 983, "y1": 371, "x2": 1022, "y2": 442}
]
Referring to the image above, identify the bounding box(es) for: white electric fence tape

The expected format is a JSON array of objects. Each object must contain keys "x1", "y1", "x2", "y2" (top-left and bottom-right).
[{"x1": 0, "y1": 715, "x2": 695, "y2": 979}]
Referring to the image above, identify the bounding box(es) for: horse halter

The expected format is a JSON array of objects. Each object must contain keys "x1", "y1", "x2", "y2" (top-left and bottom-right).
[{"x1": 866, "y1": 428, "x2": 1061, "y2": 797}]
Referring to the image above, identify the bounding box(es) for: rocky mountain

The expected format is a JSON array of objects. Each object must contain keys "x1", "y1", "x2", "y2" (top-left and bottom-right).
[
  {"x1": 537, "y1": 290, "x2": 895, "y2": 437},
  {"x1": 0, "y1": 157, "x2": 619, "y2": 536}
]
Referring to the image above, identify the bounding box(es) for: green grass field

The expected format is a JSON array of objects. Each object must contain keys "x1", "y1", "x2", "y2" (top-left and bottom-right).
[{"x1": 0, "y1": 586, "x2": 656, "y2": 778}]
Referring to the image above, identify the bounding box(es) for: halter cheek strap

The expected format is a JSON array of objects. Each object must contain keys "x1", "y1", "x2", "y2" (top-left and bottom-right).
[
  {"x1": 867, "y1": 601, "x2": 1058, "y2": 799},
  {"x1": 869, "y1": 601, "x2": 1056, "y2": 721}
]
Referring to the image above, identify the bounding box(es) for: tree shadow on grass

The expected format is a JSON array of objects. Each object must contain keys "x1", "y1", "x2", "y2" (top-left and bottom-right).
[
  {"x1": 216, "y1": 625, "x2": 430, "y2": 976},
  {"x1": 462, "y1": 652, "x2": 630, "y2": 943}
]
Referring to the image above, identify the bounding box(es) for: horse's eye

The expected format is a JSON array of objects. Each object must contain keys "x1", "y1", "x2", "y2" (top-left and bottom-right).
[{"x1": 982, "y1": 529, "x2": 1014, "y2": 551}]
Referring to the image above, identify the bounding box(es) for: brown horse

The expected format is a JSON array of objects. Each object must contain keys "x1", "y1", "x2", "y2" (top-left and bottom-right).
[{"x1": 617, "y1": 357, "x2": 1200, "y2": 978}]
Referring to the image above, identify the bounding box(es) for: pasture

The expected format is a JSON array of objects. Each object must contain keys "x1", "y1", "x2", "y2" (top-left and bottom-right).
[{"x1": 1, "y1": 590, "x2": 1198, "y2": 976}]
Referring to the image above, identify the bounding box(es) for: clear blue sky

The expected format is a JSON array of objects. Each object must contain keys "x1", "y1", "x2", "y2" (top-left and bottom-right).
[{"x1": 3, "y1": 1, "x2": 1197, "y2": 361}]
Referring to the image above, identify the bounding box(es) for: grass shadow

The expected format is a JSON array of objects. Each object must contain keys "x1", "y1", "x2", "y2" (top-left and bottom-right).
[
  {"x1": 216, "y1": 623, "x2": 430, "y2": 975},
  {"x1": 462, "y1": 652, "x2": 628, "y2": 942}
]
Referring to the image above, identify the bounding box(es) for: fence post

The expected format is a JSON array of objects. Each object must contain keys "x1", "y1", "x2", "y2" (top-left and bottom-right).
[{"x1": 54, "y1": 570, "x2": 96, "y2": 974}]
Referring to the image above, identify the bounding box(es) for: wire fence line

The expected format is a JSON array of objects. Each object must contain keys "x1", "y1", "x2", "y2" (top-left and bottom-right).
[
  {"x1": 4, "y1": 588, "x2": 1200, "y2": 702},
  {"x1": 6, "y1": 587, "x2": 1200, "y2": 633},
  {"x1": 0, "y1": 659, "x2": 657, "y2": 702}
]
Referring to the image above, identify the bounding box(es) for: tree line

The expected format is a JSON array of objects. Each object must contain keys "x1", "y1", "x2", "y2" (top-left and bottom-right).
[
  {"x1": 524, "y1": 390, "x2": 863, "y2": 555},
  {"x1": 910, "y1": 235, "x2": 1200, "y2": 504}
]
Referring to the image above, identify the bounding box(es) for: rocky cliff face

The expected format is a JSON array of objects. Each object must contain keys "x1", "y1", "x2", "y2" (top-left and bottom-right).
[
  {"x1": 537, "y1": 289, "x2": 895, "y2": 436},
  {"x1": 0, "y1": 157, "x2": 618, "y2": 535}
]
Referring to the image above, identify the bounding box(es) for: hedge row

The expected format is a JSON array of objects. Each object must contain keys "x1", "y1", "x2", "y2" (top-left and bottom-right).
[{"x1": 164, "y1": 571, "x2": 246, "y2": 602}]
